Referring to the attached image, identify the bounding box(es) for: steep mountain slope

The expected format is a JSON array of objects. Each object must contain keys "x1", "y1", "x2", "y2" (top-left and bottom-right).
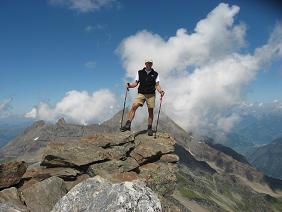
[
  {"x1": 248, "y1": 137, "x2": 282, "y2": 180},
  {"x1": 174, "y1": 141, "x2": 282, "y2": 211}
]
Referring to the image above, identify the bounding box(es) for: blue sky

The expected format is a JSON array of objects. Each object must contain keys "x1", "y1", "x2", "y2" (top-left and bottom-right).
[{"x1": 0, "y1": 0, "x2": 282, "y2": 116}]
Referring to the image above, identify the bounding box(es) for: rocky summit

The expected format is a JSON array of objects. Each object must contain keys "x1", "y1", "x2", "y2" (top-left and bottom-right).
[{"x1": 0, "y1": 130, "x2": 179, "y2": 212}]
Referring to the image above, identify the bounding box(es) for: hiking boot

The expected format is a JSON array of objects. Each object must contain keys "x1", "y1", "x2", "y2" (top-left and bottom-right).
[
  {"x1": 147, "y1": 128, "x2": 153, "y2": 136},
  {"x1": 120, "y1": 121, "x2": 131, "y2": 132}
]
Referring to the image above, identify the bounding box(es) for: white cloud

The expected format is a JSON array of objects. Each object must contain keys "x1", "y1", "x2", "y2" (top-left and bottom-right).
[
  {"x1": 0, "y1": 98, "x2": 12, "y2": 117},
  {"x1": 258, "y1": 102, "x2": 263, "y2": 107},
  {"x1": 85, "y1": 25, "x2": 94, "y2": 32},
  {"x1": 117, "y1": 3, "x2": 282, "y2": 139},
  {"x1": 49, "y1": 0, "x2": 117, "y2": 13},
  {"x1": 85, "y1": 60, "x2": 96, "y2": 69},
  {"x1": 85, "y1": 24, "x2": 105, "y2": 32},
  {"x1": 25, "y1": 89, "x2": 118, "y2": 125}
]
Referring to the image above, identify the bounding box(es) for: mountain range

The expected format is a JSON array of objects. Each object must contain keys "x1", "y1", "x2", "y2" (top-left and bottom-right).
[
  {"x1": 248, "y1": 137, "x2": 282, "y2": 180},
  {"x1": 226, "y1": 101, "x2": 282, "y2": 150}
]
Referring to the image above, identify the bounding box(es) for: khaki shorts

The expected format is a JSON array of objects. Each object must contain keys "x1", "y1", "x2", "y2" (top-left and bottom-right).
[{"x1": 133, "y1": 93, "x2": 156, "y2": 108}]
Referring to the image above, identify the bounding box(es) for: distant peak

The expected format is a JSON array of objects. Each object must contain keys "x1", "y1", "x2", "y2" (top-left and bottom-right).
[{"x1": 56, "y1": 117, "x2": 66, "y2": 125}]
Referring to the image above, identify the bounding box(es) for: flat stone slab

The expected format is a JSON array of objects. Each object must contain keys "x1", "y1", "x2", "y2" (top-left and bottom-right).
[
  {"x1": 41, "y1": 140, "x2": 110, "y2": 168},
  {"x1": 23, "y1": 167, "x2": 80, "y2": 181},
  {"x1": 87, "y1": 157, "x2": 139, "y2": 177}
]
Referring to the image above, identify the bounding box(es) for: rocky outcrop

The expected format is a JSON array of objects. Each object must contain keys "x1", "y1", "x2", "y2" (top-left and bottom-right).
[
  {"x1": 51, "y1": 176, "x2": 162, "y2": 212},
  {"x1": 0, "y1": 161, "x2": 27, "y2": 189},
  {"x1": 0, "y1": 130, "x2": 179, "y2": 211},
  {"x1": 39, "y1": 131, "x2": 179, "y2": 198}
]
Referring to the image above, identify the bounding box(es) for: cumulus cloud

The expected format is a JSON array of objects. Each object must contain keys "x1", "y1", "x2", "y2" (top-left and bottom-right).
[
  {"x1": 49, "y1": 0, "x2": 117, "y2": 13},
  {"x1": 117, "y1": 3, "x2": 282, "y2": 139},
  {"x1": 25, "y1": 89, "x2": 117, "y2": 125}
]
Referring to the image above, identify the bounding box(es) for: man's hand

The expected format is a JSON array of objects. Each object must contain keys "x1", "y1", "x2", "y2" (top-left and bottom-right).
[
  {"x1": 126, "y1": 81, "x2": 138, "y2": 89},
  {"x1": 160, "y1": 90, "x2": 165, "y2": 97}
]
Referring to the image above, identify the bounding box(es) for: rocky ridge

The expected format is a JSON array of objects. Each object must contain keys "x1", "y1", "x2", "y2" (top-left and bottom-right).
[{"x1": 0, "y1": 130, "x2": 179, "y2": 211}]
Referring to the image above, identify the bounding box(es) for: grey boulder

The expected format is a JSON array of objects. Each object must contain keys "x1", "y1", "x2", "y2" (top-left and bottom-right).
[{"x1": 51, "y1": 176, "x2": 162, "y2": 212}]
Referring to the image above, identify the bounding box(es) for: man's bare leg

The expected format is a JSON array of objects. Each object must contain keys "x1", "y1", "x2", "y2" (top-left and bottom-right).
[
  {"x1": 127, "y1": 103, "x2": 140, "y2": 121},
  {"x1": 147, "y1": 108, "x2": 154, "y2": 136},
  {"x1": 120, "y1": 103, "x2": 140, "y2": 132},
  {"x1": 148, "y1": 108, "x2": 154, "y2": 126}
]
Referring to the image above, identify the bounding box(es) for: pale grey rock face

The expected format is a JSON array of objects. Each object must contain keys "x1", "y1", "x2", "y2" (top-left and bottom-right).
[
  {"x1": 0, "y1": 187, "x2": 27, "y2": 212},
  {"x1": 52, "y1": 176, "x2": 162, "y2": 212},
  {"x1": 0, "y1": 203, "x2": 22, "y2": 212}
]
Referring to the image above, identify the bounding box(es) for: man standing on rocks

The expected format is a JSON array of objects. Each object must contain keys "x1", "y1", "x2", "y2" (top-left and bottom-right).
[{"x1": 121, "y1": 59, "x2": 165, "y2": 136}]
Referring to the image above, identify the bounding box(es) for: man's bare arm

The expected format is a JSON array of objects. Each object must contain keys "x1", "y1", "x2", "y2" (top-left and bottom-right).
[
  {"x1": 126, "y1": 81, "x2": 139, "y2": 88},
  {"x1": 155, "y1": 82, "x2": 161, "y2": 92},
  {"x1": 156, "y1": 82, "x2": 165, "y2": 96}
]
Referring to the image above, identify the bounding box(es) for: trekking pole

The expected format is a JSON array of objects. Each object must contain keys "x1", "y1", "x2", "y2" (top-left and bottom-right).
[
  {"x1": 154, "y1": 95, "x2": 163, "y2": 139},
  {"x1": 120, "y1": 85, "x2": 129, "y2": 129}
]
